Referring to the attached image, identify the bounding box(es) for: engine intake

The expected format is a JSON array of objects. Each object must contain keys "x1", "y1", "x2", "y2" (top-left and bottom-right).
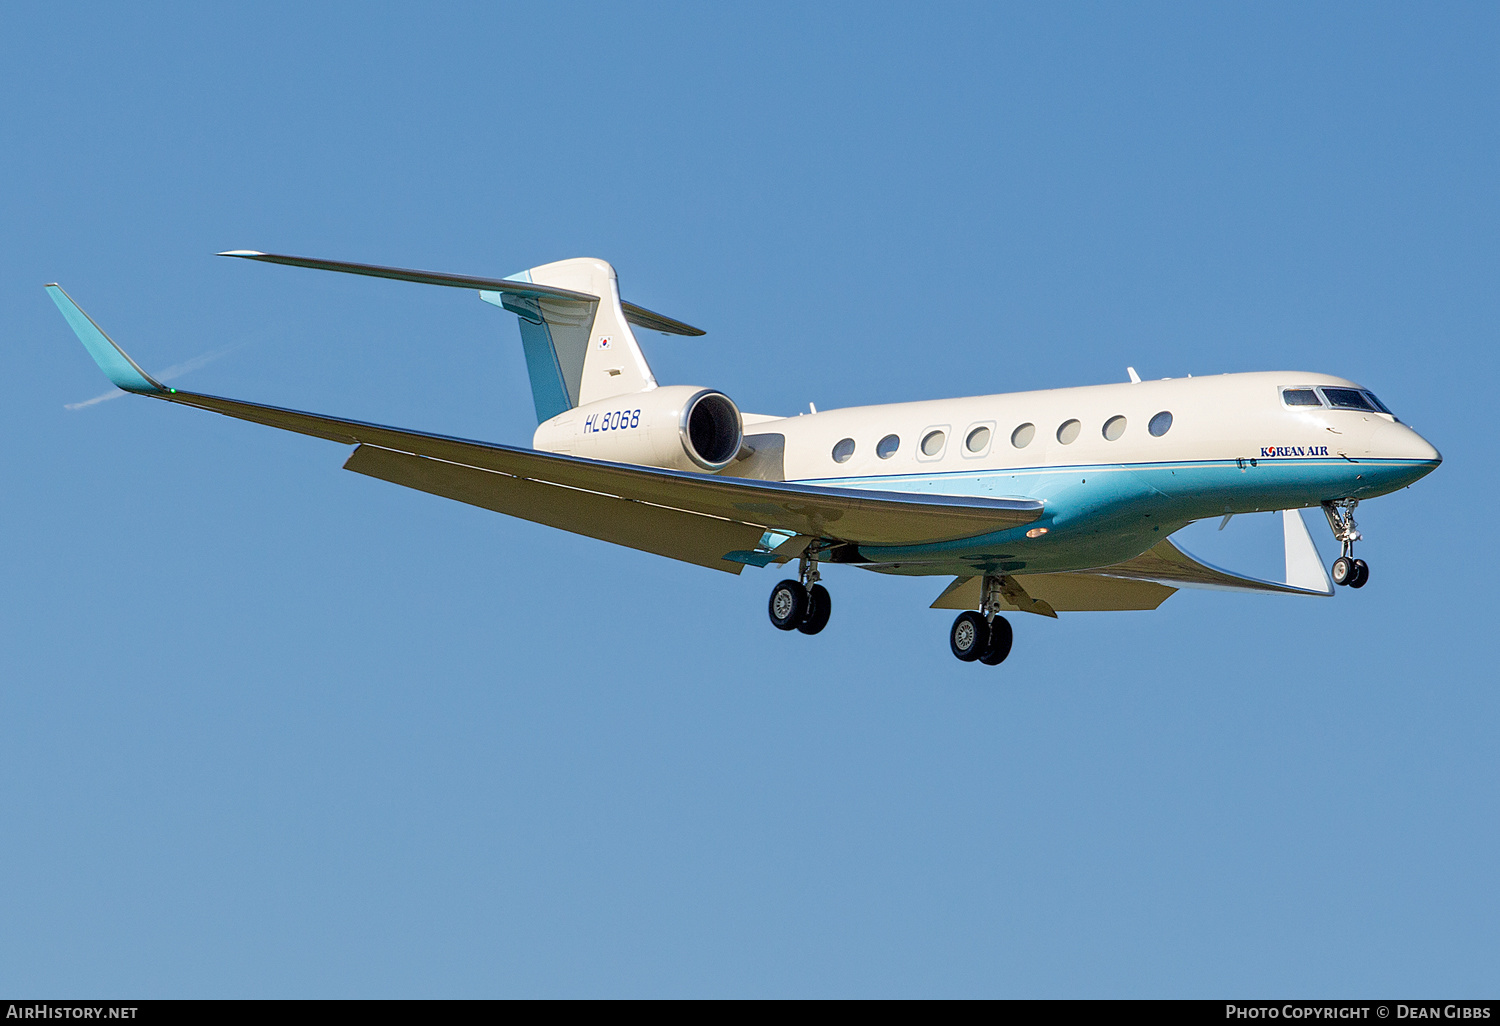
[
  {"x1": 532, "y1": 385, "x2": 745, "y2": 473},
  {"x1": 682, "y1": 390, "x2": 742, "y2": 469}
]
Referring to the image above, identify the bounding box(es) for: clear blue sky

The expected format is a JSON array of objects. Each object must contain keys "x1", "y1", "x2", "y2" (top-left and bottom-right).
[{"x1": 2, "y1": 1, "x2": 1496, "y2": 997}]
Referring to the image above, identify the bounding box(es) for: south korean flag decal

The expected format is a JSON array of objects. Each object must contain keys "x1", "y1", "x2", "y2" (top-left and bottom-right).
[{"x1": 596, "y1": 335, "x2": 612, "y2": 350}]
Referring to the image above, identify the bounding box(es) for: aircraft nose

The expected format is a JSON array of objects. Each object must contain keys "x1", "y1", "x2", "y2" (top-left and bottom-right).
[{"x1": 1372, "y1": 421, "x2": 1442, "y2": 466}]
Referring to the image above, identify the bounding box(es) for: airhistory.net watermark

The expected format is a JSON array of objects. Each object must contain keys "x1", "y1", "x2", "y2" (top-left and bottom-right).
[{"x1": 5, "y1": 1007, "x2": 137, "y2": 1020}]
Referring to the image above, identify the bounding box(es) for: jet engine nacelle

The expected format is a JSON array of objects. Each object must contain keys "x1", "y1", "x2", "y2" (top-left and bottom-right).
[{"x1": 532, "y1": 385, "x2": 744, "y2": 473}]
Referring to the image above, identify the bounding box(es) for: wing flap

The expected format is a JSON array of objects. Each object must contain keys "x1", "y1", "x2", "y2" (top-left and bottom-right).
[{"x1": 345, "y1": 445, "x2": 761, "y2": 573}]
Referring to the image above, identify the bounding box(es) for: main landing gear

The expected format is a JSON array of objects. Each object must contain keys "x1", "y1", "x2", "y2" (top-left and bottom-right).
[
  {"x1": 1323, "y1": 499, "x2": 1370, "y2": 589},
  {"x1": 768, "y1": 550, "x2": 832, "y2": 635},
  {"x1": 949, "y1": 575, "x2": 1014, "y2": 666}
]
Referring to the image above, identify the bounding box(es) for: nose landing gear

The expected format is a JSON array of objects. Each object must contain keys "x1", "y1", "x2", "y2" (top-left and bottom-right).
[
  {"x1": 1323, "y1": 499, "x2": 1370, "y2": 589},
  {"x1": 949, "y1": 575, "x2": 1014, "y2": 666},
  {"x1": 767, "y1": 549, "x2": 833, "y2": 635}
]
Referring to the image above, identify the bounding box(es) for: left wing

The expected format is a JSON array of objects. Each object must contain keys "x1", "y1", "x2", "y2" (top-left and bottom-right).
[
  {"x1": 929, "y1": 509, "x2": 1331, "y2": 613},
  {"x1": 1088, "y1": 510, "x2": 1333, "y2": 596},
  {"x1": 931, "y1": 573, "x2": 1175, "y2": 612},
  {"x1": 49, "y1": 286, "x2": 1044, "y2": 571}
]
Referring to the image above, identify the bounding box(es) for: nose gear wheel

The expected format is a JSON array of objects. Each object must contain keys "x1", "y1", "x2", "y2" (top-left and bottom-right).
[{"x1": 1323, "y1": 500, "x2": 1371, "y2": 589}]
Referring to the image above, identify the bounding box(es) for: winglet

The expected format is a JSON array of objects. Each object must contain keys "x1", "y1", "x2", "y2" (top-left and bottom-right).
[{"x1": 46, "y1": 285, "x2": 166, "y2": 395}]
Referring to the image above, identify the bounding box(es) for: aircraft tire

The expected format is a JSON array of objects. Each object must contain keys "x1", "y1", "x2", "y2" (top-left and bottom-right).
[
  {"x1": 1349, "y1": 559, "x2": 1370, "y2": 589},
  {"x1": 979, "y1": 615, "x2": 1013, "y2": 665},
  {"x1": 769, "y1": 579, "x2": 807, "y2": 630},
  {"x1": 1331, "y1": 556, "x2": 1354, "y2": 586},
  {"x1": 950, "y1": 611, "x2": 988, "y2": 662},
  {"x1": 797, "y1": 584, "x2": 832, "y2": 635}
]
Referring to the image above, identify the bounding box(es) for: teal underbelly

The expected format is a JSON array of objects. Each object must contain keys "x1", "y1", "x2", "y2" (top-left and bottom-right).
[{"x1": 800, "y1": 458, "x2": 1429, "y2": 574}]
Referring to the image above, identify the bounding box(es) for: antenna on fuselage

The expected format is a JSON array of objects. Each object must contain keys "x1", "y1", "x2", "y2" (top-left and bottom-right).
[{"x1": 1127, "y1": 367, "x2": 1141, "y2": 384}]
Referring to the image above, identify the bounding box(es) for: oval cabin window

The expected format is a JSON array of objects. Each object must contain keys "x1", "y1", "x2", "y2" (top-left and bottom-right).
[
  {"x1": 1011, "y1": 423, "x2": 1035, "y2": 448},
  {"x1": 876, "y1": 434, "x2": 900, "y2": 459},
  {"x1": 832, "y1": 438, "x2": 855, "y2": 463},
  {"x1": 1103, "y1": 415, "x2": 1127, "y2": 441},
  {"x1": 1149, "y1": 411, "x2": 1173, "y2": 437},
  {"x1": 1057, "y1": 419, "x2": 1081, "y2": 445},
  {"x1": 966, "y1": 426, "x2": 991, "y2": 452},
  {"x1": 921, "y1": 430, "x2": 946, "y2": 456}
]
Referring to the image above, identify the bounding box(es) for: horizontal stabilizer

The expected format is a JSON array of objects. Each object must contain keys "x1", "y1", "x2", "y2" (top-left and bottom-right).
[{"x1": 218, "y1": 250, "x2": 706, "y2": 336}]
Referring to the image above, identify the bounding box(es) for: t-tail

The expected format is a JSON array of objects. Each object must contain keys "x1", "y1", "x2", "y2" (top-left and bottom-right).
[{"x1": 215, "y1": 249, "x2": 704, "y2": 424}]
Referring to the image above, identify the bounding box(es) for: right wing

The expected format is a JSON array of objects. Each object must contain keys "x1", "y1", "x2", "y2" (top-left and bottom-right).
[{"x1": 50, "y1": 285, "x2": 1043, "y2": 573}]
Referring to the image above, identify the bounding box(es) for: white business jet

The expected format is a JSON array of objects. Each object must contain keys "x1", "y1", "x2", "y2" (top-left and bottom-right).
[{"x1": 48, "y1": 253, "x2": 1441, "y2": 665}]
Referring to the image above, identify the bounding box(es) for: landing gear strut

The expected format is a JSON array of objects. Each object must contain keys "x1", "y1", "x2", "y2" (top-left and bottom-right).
[
  {"x1": 1323, "y1": 500, "x2": 1370, "y2": 589},
  {"x1": 768, "y1": 549, "x2": 832, "y2": 634},
  {"x1": 950, "y1": 574, "x2": 1014, "y2": 665}
]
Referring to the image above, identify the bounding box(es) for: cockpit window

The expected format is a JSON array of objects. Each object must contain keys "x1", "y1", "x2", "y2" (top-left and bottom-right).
[
  {"x1": 1321, "y1": 387, "x2": 1376, "y2": 411},
  {"x1": 1364, "y1": 392, "x2": 1393, "y2": 415},
  {"x1": 1282, "y1": 388, "x2": 1323, "y2": 407}
]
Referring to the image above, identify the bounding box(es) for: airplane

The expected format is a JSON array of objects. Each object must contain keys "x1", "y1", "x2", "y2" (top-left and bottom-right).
[{"x1": 48, "y1": 252, "x2": 1442, "y2": 665}]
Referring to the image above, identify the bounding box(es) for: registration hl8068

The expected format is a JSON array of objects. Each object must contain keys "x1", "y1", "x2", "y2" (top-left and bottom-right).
[{"x1": 582, "y1": 407, "x2": 641, "y2": 434}]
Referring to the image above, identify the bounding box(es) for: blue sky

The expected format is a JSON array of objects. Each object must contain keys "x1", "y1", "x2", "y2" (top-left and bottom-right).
[{"x1": 2, "y1": 2, "x2": 1496, "y2": 997}]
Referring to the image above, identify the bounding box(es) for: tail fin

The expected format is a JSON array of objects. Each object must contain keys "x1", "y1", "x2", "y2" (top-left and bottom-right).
[{"x1": 482, "y1": 258, "x2": 657, "y2": 423}]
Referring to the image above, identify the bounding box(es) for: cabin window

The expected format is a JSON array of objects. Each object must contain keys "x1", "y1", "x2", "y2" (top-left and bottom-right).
[
  {"x1": 832, "y1": 438, "x2": 855, "y2": 463},
  {"x1": 876, "y1": 434, "x2": 901, "y2": 459},
  {"x1": 1011, "y1": 423, "x2": 1035, "y2": 448},
  {"x1": 1321, "y1": 387, "x2": 1376, "y2": 411},
  {"x1": 1056, "y1": 419, "x2": 1081, "y2": 445},
  {"x1": 1103, "y1": 415, "x2": 1127, "y2": 441},
  {"x1": 1282, "y1": 388, "x2": 1323, "y2": 407},
  {"x1": 1149, "y1": 411, "x2": 1173, "y2": 436},
  {"x1": 966, "y1": 425, "x2": 992, "y2": 452},
  {"x1": 921, "y1": 430, "x2": 946, "y2": 456}
]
